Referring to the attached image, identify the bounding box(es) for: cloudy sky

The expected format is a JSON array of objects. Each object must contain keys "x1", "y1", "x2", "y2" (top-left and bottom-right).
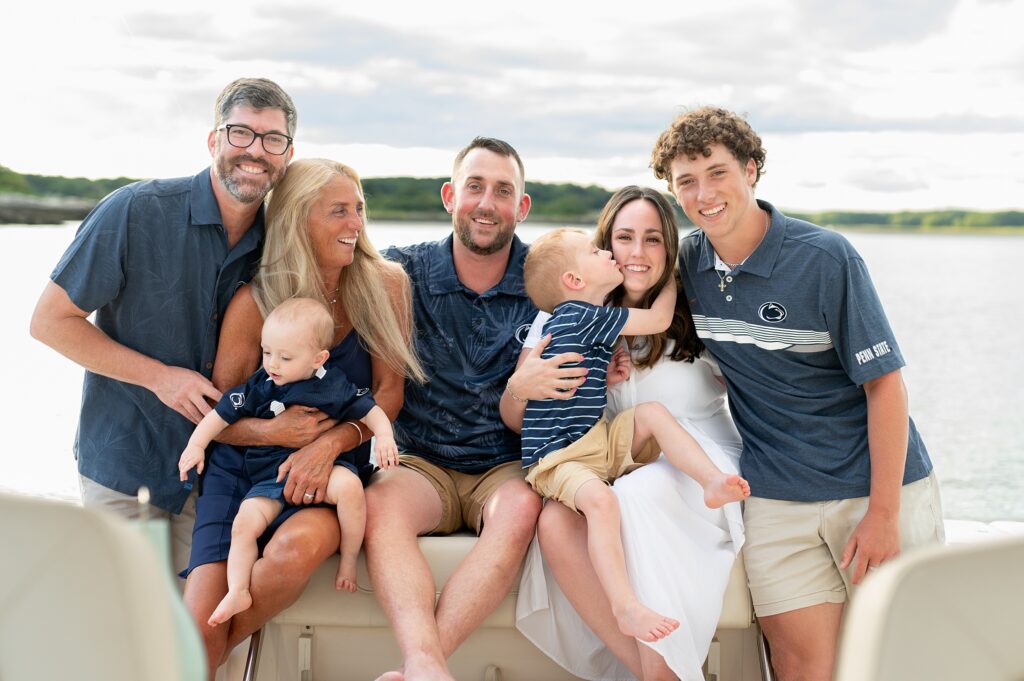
[{"x1": 4, "y1": 0, "x2": 1023, "y2": 211}]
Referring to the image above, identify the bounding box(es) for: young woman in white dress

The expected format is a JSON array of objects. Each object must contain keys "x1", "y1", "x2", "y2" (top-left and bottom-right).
[{"x1": 502, "y1": 186, "x2": 744, "y2": 681}]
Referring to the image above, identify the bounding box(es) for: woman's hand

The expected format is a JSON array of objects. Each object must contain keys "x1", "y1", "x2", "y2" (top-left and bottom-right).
[
  {"x1": 606, "y1": 345, "x2": 632, "y2": 388},
  {"x1": 277, "y1": 437, "x2": 338, "y2": 505},
  {"x1": 261, "y1": 405, "x2": 337, "y2": 448}
]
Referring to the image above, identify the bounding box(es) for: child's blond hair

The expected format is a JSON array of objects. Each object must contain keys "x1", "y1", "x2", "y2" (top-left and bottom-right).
[
  {"x1": 265, "y1": 297, "x2": 335, "y2": 351},
  {"x1": 524, "y1": 228, "x2": 588, "y2": 313}
]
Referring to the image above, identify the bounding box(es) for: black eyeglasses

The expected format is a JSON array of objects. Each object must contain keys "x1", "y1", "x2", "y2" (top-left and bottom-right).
[{"x1": 217, "y1": 124, "x2": 293, "y2": 155}]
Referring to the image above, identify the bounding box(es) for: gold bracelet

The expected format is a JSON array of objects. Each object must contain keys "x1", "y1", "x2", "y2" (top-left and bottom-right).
[
  {"x1": 343, "y1": 420, "x2": 365, "y2": 441},
  {"x1": 506, "y1": 381, "x2": 528, "y2": 403}
]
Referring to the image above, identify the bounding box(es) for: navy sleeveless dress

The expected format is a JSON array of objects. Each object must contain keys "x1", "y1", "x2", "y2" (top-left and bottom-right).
[{"x1": 184, "y1": 331, "x2": 373, "y2": 577}]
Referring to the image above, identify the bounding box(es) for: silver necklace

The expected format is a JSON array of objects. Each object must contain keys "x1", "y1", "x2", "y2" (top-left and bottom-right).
[{"x1": 715, "y1": 209, "x2": 770, "y2": 293}]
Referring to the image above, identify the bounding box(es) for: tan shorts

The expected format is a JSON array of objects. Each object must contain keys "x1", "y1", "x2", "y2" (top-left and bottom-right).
[
  {"x1": 79, "y1": 475, "x2": 197, "y2": 582},
  {"x1": 396, "y1": 455, "x2": 525, "y2": 535},
  {"x1": 742, "y1": 471, "x2": 945, "y2": 617},
  {"x1": 525, "y1": 407, "x2": 659, "y2": 513}
]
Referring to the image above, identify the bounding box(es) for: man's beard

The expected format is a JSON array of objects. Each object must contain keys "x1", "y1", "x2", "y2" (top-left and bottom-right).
[
  {"x1": 215, "y1": 152, "x2": 284, "y2": 204},
  {"x1": 454, "y1": 213, "x2": 516, "y2": 256}
]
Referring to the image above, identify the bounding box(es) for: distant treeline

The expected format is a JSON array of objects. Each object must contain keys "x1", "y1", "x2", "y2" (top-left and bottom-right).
[
  {"x1": 0, "y1": 164, "x2": 137, "y2": 201},
  {"x1": 788, "y1": 209, "x2": 1024, "y2": 229},
  {"x1": 362, "y1": 177, "x2": 618, "y2": 222},
  {"x1": 2, "y1": 165, "x2": 1022, "y2": 229}
]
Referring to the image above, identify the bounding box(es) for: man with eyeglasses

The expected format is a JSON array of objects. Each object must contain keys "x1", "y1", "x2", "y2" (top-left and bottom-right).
[{"x1": 30, "y1": 77, "x2": 297, "y2": 578}]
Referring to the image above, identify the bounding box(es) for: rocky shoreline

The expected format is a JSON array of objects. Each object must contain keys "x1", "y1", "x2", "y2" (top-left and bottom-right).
[{"x1": 0, "y1": 194, "x2": 95, "y2": 225}]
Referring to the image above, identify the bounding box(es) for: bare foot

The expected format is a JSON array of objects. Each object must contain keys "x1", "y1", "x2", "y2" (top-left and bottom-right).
[
  {"x1": 704, "y1": 473, "x2": 751, "y2": 509},
  {"x1": 402, "y1": 654, "x2": 457, "y2": 681},
  {"x1": 615, "y1": 601, "x2": 680, "y2": 642},
  {"x1": 208, "y1": 588, "x2": 253, "y2": 627},
  {"x1": 336, "y1": 553, "x2": 358, "y2": 592}
]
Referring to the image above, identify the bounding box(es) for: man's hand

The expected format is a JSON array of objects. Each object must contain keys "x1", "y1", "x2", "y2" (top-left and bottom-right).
[
  {"x1": 151, "y1": 366, "x2": 222, "y2": 424},
  {"x1": 178, "y1": 444, "x2": 206, "y2": 480},
  {"x1": 606, "y1": 345, "x2": 632, "y2": 388},
  {"x1": 277, "y1": 437, "x2": 338, "y2": 505},
  {"x1": 507, "y1": 334, "x2": 588, "y2": 401},
  {"x1": 839, "y1": 508, "x2": 900, "y2": 584}
]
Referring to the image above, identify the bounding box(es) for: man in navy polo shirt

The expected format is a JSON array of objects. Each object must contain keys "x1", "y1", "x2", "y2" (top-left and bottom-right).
[
  {"x1": 366, "y1": 137, "x2": 542, "y2": 681},
  {"x1": 651, "y1": 107, "x2": 944, "y2": 681},
  {"x1": 29, "y1": 78, "x2": 297, "y2": 577}
]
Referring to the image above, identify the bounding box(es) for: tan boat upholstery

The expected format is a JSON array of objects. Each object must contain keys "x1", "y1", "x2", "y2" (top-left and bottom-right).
[
  {"x1": 0, "y1": 493, "x2": 204, "y2": 681},
  {"x1": 234, "y1": 534, "x2": 757, "y2": 680},
  {"x1": 834, "y1": 534, "x2": 1024, "y2": 681}
]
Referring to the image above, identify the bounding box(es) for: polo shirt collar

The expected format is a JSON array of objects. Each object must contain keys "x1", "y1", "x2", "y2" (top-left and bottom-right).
[
  {"x1": 696, "y1": 198, "x2": 785, "y2": 278},
  {"x1": 189, "y1": 167, "x2": 223, "y2": 227},
  {"x1": 741, "y1": 199, "x2": 785, "y2": 278},
  {"x1": 427, "y1": 233, "x2": 528, "y2": 297},
  {"x1": 188, "y1": 166, "x2": 266, "y2": 253}
]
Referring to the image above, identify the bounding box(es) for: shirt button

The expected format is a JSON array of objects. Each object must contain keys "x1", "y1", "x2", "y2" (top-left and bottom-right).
[
  {"x1": 725, "y1": 295, "x2": 733, "y2": 302},
  {"x1": 725, "y1": 276, "x2": 733, "y2": 283},
  {"x1": 212, "y1": 312, "x2": 218, "y2": 321},
  {"x1": 206, "y1": 362, "x2": 213, "y2": 369}
]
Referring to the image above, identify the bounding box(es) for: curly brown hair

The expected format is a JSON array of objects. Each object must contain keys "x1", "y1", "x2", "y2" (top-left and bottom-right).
[{"x1": 650, "y1": 106, "x2": 766, "y2": 189}]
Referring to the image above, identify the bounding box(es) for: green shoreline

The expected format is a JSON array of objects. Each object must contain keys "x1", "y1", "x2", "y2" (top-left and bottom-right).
[{"x1": 3, "y1": 166, "x2": 1023, "y2": 233}]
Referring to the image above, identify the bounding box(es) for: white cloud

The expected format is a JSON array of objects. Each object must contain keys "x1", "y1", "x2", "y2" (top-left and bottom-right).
[{"x1": 3, "y1": 0, "x2": 1022, "y2": 211}]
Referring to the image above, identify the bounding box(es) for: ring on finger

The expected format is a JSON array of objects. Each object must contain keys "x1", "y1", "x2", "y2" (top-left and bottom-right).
[{"x1": 303, "y1": 491, "x2": 315, "y2": 500}]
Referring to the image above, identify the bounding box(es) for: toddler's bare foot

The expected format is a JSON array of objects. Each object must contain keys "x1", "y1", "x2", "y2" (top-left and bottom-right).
[
  {"x1": 704, "y1": 473, "x2": 750, "y2": 509},
  {"x1": 615, "y1": 601, "x2": 679, "y2": 642},
  {"x1": 208, "y1": 588, "x2": 253, "y2": 627},
  {"x1": 336, "y1": 553, "x2": 358, "y2": 592}
]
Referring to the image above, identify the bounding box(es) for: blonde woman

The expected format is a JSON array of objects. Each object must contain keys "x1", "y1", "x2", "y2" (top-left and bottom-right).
[{"x1": 182, "y1": 158, "x2": 423, "y2": 678}]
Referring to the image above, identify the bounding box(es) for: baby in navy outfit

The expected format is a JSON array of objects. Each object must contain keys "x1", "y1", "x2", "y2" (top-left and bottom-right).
[{"x1": 179, "y1": 297, "x2": 397, "y2": 625}]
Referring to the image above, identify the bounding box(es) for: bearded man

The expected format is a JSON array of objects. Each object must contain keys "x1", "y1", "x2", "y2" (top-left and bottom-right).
[{"x1": 30, "y1": 77, "x2": 297, "y2": 577}]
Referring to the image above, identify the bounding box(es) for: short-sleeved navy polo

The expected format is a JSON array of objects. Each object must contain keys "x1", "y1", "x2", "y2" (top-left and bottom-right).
[
  {"x1": 51, "y1": 168, "x2": 265, "y2": 512},
  {"x1": 679, "y1": 200, "x2": 932, "y2": 502},
  {"x1": 383, "y1": 235, "x2": 537, "y2": 472}
]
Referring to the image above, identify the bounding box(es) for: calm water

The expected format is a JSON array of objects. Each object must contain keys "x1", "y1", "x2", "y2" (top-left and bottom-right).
[{"x1": 3, "y1": 221, "x2": 1022, "y2": 521}]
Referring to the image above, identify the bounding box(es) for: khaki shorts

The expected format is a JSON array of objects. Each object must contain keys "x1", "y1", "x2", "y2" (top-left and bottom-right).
[
  {"x1": 396, "y1": 455, "x2": 525, "y2": 535},
  {"x1": 742, "y1": 471, "x2": 945, "y2": 617},
  {"x1": 525, "y1": 407, "x2": 659, "y2": 513},
  {"x1": 79, "y1": 475, "x2": 197, "y2": 583}
]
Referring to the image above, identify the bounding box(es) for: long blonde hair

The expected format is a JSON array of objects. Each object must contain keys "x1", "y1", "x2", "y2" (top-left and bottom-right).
[{"x1": 253, "y1": 158, "x2": 425, "y2": 382}]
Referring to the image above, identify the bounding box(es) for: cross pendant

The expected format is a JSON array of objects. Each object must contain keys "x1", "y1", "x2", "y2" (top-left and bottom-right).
[{"x1": 718, "y1": 279, "x2": 727, "y2": 292}]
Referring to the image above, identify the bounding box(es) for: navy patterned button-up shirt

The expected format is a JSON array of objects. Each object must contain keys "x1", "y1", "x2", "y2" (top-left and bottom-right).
[
  {"x1": 383, "y1": 235, "x2": 537, "y2": 472},
  {"x1": 51, "y1": 168, "x2": 264, "y2": 512}
]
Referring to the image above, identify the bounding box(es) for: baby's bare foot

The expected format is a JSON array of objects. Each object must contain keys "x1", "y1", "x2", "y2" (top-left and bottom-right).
[
  {"x1": 208, "y1": 588, "x2": 253, "y2": 627},
  {"x1": 615, "y1": 601, "x2": 680, "y2": 642},
  {"x1": 704, "y1": 473, "x2": 751, "y2": 509},
  {"x1": 336, "y1": 554, "x2": 358, "y2": 592}
]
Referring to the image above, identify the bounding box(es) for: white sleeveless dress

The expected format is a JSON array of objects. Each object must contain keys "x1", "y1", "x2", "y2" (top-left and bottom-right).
[{"x1": 515, "y1": 313, "x2": 745, "y2": 681}]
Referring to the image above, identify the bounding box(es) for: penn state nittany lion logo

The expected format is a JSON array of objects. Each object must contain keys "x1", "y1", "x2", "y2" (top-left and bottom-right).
[
  {"x1": 758, "y1": 302, "x2": 787, "y2": 323},
  {"x1": 515, "y1": 323, "x2": 532, "y2": 344},
  {"x1": 230, "y1": 392, "x2": 246, "y2": 408}
]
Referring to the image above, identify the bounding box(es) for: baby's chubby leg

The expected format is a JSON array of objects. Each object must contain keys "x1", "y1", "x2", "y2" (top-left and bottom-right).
[
  {"x1": 324, "y1": 465, "x2": 366, "y2": 592},
  {"x1": 208, "y1": 495, "x2": 282, "y2": 626},
  {"x1": 631, "y1": 402, "x2": 750, "y2": 508},
  {"x1": 574, "y1": 478, "x2": 679, "y2": 643}
]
